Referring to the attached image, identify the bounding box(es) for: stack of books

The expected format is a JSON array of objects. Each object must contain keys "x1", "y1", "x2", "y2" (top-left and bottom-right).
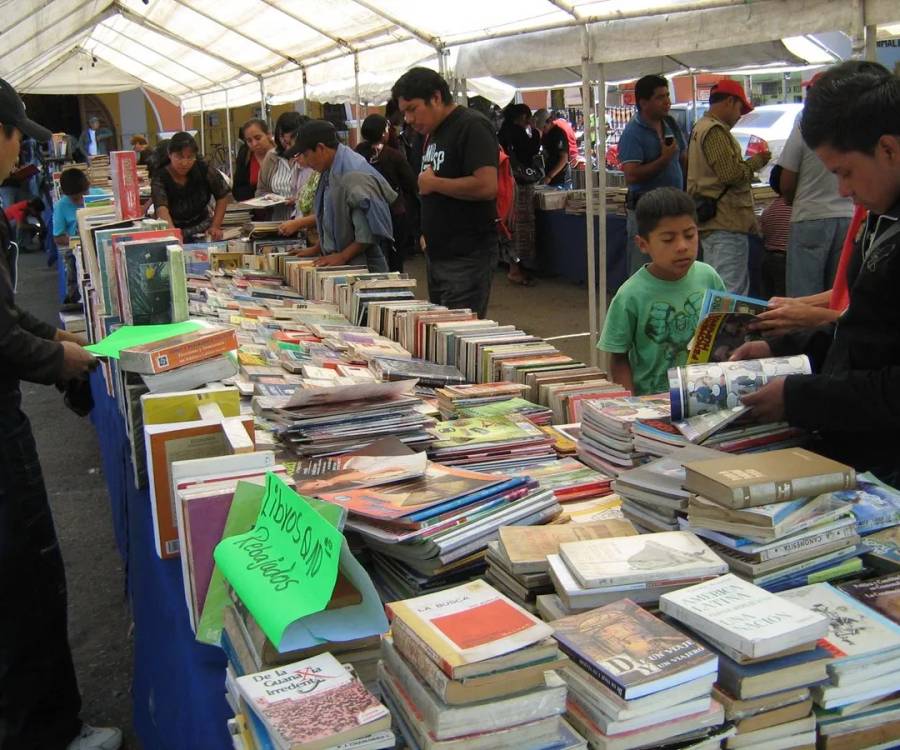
[
  {"x1": 612, "y1": 445, "x2": 726, "y2": 532},
  {"x1": 577, "y1": 396, "x2": 670, "y2": 475},
  {"x1": 454, "y1": 396, "x2": 554, "y2": 426},
  {"x1": 483, "y1": 520, "x2": 636, "y2": 613},
  {"x1": 661, "y1": 574, "x2": 831, "y2": 750},
  {"x1": 435, "y1": 382, "x2": 529, "y2": 418},
  {"x1": 315, "y1": 462, "x2": 559, "y2": 601},
  {"x1": 552, "y1": 599, "x2": 725, "y2": 750},
  {"x1": 229, "y1": 653, "x2": 394, "y2": 750},
  {"x1": 813, "y1": 574, "x2": 900, "y2": 749},
  {"x1": 501, "y1": 457, "x2": 614, "y2": 502},
  {"x1": 378, "y1": 580, "x2": 578, "y2": 750},
  {"x1": 545, "y1": 530, "x2": 728, "y2": 616},
  {"x1": 680, "y1": 449, "x2": 863, "y2": 590},
  {"x1": 777, "y1": 580, "x2": 900, "y2": 737},
  {"x1": 426, "y1": 415, "x2": 556, "y2": 472}
]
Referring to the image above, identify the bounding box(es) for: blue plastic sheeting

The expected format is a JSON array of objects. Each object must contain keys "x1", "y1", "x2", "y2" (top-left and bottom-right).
[{"x1": 89, "y1": 370, "x2": 232, "y2": 750}]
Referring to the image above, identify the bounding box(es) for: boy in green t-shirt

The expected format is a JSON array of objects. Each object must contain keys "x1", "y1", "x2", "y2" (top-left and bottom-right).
[{"x1": 599, "y1": 187, "x2": 725, "y2": 395}]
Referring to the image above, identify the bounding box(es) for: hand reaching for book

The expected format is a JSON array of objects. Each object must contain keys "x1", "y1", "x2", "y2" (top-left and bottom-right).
[
  {"x1": 741, "y1": 377, "x2": 785, "y2": 423},
  {"x1": 729, "y1": 340, "x2": 772, "y2": 361},
  {"x1": 749, "y1": 304, "x2": 839, "y2": 335}
]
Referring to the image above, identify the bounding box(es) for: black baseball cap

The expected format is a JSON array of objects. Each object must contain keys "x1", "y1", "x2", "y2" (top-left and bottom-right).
[
  {"x1": 0, "y1": 78, "x2": 52, "y2": 142},
  {"x1": 284, "y1": 120, "x2": 338, "y2": 159}
]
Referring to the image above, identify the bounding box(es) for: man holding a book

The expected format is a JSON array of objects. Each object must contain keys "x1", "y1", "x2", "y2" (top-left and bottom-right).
[{"x1": 733, "y1": 63, "x2": 900, "y2": 484}]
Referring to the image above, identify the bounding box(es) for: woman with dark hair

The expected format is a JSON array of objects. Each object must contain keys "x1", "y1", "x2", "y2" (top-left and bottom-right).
[
  {"x1": 498, "y1": 103, "x2": 540, "y2": 285},
  {"x1": 150, "y1": 131, "x2": 231, "y2": 240},
  {"x1": 257, "y1": 112, "x2": 312, "y2": 219},
  {"x1": 232, "y1": 118, "x2": 274, "y2": 201},
  {"x1": 355, "y1": 113, "x2": 418, "y2": 271}
]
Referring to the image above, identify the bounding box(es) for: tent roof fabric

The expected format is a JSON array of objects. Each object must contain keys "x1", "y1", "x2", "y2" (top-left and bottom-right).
[{"x1": 1, "y1": 0, "x2": 898, "y2": 109}]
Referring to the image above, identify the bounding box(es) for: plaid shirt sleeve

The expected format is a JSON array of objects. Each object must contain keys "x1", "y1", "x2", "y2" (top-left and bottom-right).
[{"x1": 701, "y1": 126, "x2": 756, "y2": 187}]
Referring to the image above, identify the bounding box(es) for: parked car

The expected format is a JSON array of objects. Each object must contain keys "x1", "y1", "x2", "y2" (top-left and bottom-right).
[
  {"x1": 731, "y1": 103, "x2": 803, "y2": 181},
  {"x1": 669, "y1": 101, "x2": 710, "y2": 139}
]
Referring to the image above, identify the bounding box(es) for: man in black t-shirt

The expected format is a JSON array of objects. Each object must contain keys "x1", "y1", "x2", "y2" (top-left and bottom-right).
[
  {"x1": 535, "y1": 109, "x2": 572, "y2": 189},
  {"x1": 392, "y1": 68, "x2": 499, "y2": 318}
]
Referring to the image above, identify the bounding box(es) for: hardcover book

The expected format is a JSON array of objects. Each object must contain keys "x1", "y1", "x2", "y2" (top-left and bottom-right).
[
  {"x1": 385, "y1": 579, "x2": 553, "y2": 676},
  {"x1": 660, "y1": 574, "x2": 828, "y2": 659},
  {"x1": 559, "y1": 531, "x2": 727, "y2": 589},
  {"x1": 682, "y1": 448, "x2": 855, "y2": 509},
  {"x1": 551, "y1": 599, "x2": 717, "y2": 700},
  {"x1": 236, "y1": 653, "x2": 390, "y2": 750}
]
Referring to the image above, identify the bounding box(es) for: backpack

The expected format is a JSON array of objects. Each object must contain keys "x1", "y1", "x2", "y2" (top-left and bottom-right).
[{"x1": 496, "y1": 146, "x2": 515, "y2": 239}]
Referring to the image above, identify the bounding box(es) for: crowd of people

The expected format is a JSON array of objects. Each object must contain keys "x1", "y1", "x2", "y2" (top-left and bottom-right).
[{"x1": 1, "y1": 54, "x2": 899, "y2": 750}]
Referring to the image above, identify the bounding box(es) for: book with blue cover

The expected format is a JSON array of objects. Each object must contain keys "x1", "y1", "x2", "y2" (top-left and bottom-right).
[
  {"x1": 820, "y1": 472, "x2": 900, "y2": 534},
  {"x1": 700, "y1": 289, "x2": 770, "y2": 317}
]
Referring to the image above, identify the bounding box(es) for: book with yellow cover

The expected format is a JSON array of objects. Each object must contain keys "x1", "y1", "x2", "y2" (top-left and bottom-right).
[
  {"x1": 385, "y1": 579, "x2": 553, "y2": 677},
  {"x1": 141, "y1": 385, "x2": 241, "y2": 425}
]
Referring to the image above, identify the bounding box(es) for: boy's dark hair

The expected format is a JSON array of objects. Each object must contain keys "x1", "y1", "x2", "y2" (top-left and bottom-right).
[
  {"x1": 391, "y1": 67, "x2": 452, "y2": 105},
  {"x1": 27, "y1": 197, "x2": 45, "y2": 213},
  {"x1": 361, "y1": 114, "x2": 388, "y2": 144},
  {"x1": 801, "y1": 61, "x2": 897, "y2": 154},
  {"x1": 0, "y1": 122, "x2": 16, "y2": 139},
  {"x1": 635, "y1": 187, "x2": 697, "y2": 237},
  {"x1": 635, "y1": 75, "x2": 668, "y2": 107},
  {"x1": 60, "y1": 167, "x2": 90, "y2": 196}
]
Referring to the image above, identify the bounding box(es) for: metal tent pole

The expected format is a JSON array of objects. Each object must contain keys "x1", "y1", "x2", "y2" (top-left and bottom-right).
[
  {"x1": 302, "y1": 67, "x2": 309, "y2": 115},
  {"x1": 354, "y1": 53, "x2": 361, "y2": 143},
  {"x1": 581, "y1": 29, "x2": 598, "y2": 366},
  {"x1": 259, "y1": 77, "x2": 268, "y2": 125},
  {"x1": 198, "y1": 94, "x2": 205, "y2": 155},
  {"x1": 597, "y1": 63, "x2": 608, "y2": 370},
  {"x1": 224, "y1": 88, "x2": 233, "y2": 180}
]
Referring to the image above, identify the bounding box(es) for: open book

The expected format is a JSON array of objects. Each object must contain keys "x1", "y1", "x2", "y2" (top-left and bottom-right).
[{"x1": 668, "y1": 355, "x2": 811, "y2": 442}]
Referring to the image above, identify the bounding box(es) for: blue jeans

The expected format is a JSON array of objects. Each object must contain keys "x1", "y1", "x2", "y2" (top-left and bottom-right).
[
  {"x1": 702, "y1": 231, "x2": 750, "y2": 295},
  {"x1": 626, "y1": 209, "x2": 644, "y2": 276},
  {"x1": 786, "y1": 217, "x2": 851, "y2": 298}
]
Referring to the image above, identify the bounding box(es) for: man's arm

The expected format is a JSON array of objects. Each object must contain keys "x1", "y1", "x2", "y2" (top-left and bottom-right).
[
  {"x1": 609, "y1": 353, "x2": 635, "y2": 393},
  {"x1": 0, "y1": 271, "x2": 64, "y2": 384},
  {"x1": 702, "y1": 127, "x2": 769, "y2": 187},
  {"x1": 621, "y1": 139, "x2": 679, "y2": 185},
  {"x1": 779, "y1": 168, "x2": 799, "y2": 205},
  {"x1": 545, "y1": 153, "x2": 568, "y2": 184},
  {"x1": 419, "y1": 165, "x2": 497, "y2": 201}
]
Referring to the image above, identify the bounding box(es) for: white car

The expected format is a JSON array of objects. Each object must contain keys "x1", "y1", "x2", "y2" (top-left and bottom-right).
[{"x1": 731, "y1": 103, "x2": 803, "y2": 182}]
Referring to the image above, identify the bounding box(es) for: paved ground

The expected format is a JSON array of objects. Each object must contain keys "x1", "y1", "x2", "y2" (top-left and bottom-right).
[
  {"x1": 13, "y1": 247, "x2": 602, "y2": 750},
  {"x1": 16, "y1": 250, "x2": 136, "y2": 748}
]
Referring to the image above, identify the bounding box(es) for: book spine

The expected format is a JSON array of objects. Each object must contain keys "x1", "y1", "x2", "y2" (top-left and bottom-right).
[
  {"x1": 735, "y1": 470, "x2": 856, "y2": 507},
  {"x1": 386, "y1": 632, "x2": 452, "y2": 701},
  {"x1": 390, "y1": 616, "x2": 455, "y2": 679},
  {"x1": 757, "y1": 524, "x2": 856, "y2": 562},
  {"x1": 554, "y1": 638, "x2": 627, "y2": 699}
]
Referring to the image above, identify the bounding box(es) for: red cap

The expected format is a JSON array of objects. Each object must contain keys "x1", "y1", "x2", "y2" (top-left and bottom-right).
[{"x1": 710, "y1": 79, "x2": 754, "y2": 115}]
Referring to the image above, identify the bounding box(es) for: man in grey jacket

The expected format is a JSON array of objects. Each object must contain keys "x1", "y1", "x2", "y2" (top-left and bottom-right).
[{"x1": 286, "y1": 120, "x2": 394, "y2": 273}]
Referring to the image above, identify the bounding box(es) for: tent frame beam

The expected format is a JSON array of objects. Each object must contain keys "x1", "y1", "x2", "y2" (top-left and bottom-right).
[{"x1": 347, "y1": 0, "x2": 443, "y2": 49}]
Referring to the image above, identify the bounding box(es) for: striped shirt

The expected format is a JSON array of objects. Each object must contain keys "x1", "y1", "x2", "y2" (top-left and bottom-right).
[{"x1": 760, "y1": 196, "x2": 792, "y2": 252}]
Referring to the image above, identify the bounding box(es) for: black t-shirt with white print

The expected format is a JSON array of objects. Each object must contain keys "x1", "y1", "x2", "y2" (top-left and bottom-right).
[{"x1": 421, "y1": 106, "x2": 499, "y2": 258}]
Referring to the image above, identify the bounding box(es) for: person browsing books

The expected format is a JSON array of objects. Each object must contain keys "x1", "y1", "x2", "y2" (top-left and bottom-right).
[
  {"x1": 598, "y1": 187, "x2": 725, "y2": 395},
  {"x1": 151, "y1": 131, "x2": 231, "y2": 241},
  {"x1": 231, "y1": 118, "x2": 274, "y2": 202},
  {"x1": 53, "y1": 168, "x2": 105, "y2": 305},
  {"x1": 0, "y1": 77, "x2": 121, "y2": 750},
  {"x1": 731, "y1": 62, "x2": 900, "y2": 484},
  {"x1": 392, "y1": 67, "x2": 499, "y2": 319},
  {"x1": 284, "y1": 119, "x2": 394, "y2": 273}
]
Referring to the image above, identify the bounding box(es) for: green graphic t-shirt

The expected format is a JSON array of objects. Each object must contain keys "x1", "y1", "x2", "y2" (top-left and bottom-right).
[{"x1": 598, "y1": 262, "x2": 725, "y2": 395}]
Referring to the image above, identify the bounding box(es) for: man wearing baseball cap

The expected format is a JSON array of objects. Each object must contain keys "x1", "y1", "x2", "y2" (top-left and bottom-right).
[
  {"x1": 687, "y1": 79, "x2": 771, "y2": 294},
  {"x1": 0, "y1": 78, "x2": 121, "y2": 749}
]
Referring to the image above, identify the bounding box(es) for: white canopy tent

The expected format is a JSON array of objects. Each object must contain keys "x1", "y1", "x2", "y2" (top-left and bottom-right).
[{"x1": 3, "y1": 0, "x2": 899, "y2": 362}]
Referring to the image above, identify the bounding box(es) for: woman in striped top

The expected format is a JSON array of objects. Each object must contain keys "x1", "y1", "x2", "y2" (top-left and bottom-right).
[{"x1": 256, "y1": 112, "x2": 314, "y2": 220}]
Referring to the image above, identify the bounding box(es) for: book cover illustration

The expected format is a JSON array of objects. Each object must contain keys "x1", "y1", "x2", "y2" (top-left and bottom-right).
[
  {"x1": 778, "y1": 583, "x2": 900, "y2": 660},
  {"x1": 123, "y1": 240, "x2": 176, "y2": 325},
  {"x1": 427, "y1": 415, "x2": 543, "y2": 449},
  {"x1": 582, "y1": 396, "x2": 670, "y2": 426},
  {"x1": 669, "y1": 356, "x2": 811, "y2": 421},
  {"x1": 687, "y1": 312, "x2": 760, "y2": 364},
  {"x1": 700, "y1": 289, "x2": 770, "y2": 317},
  {"x1": 841, "y1": 574, "x2": 900, "y2": 624},
  {"x1": 552, "y1": 599, "x2": 714, "y2": 694},
  {"x1": 560, "y1": 531, "x2": 727, "y2": 587},
  {"x1": 293, "y1": 451, "x2": 427, "y2": 496},
  {"x1": 821, "y1": 473, "x2": 900, "y2": 534},
  {"x1": 862, "y1": 527, "x2": 900, "y2": 565},
  {"x1": 238, "y1": 654, "x2": 387, "y2": 745}
]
